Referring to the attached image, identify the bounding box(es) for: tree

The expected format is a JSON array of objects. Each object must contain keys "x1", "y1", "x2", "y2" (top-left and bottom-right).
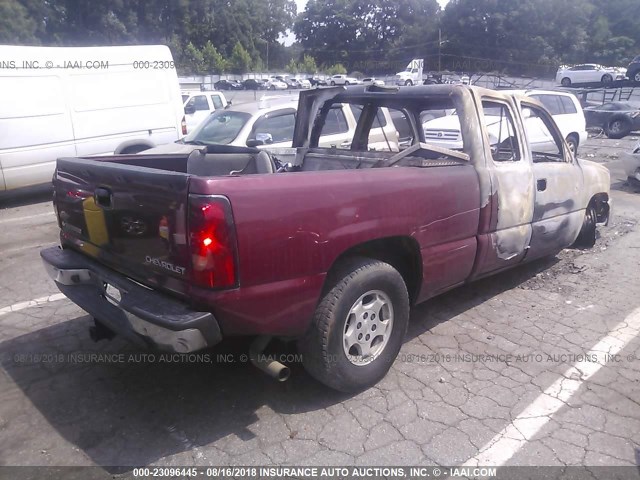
[
  {"x1": 182, "y1": 41, "x2": 204, "y2": 74},
  {"x1": 229, "y1": 41, "x2": 252, "y2": 73},
  {"x1": 325, "y1": 63, "x2": 347, "y2": 75},
  {"x1": 295, "y1": 0, "x2": 440, "y2": 73},
  {"x1": 299, "y1": 54, "x2": 318, "y2": 74},
  {"x1": 0, "y1": 0, "x2": 39, "y2": 44},
  {"x1": 201, "y1": 40, "x2": 226, "y2": 73},
  {"x1": 440, "y1": 0, "x2": 593, "y2": 75},
  {"x1": 285, "y1": 58, "x2": 299, "y2": 74}
]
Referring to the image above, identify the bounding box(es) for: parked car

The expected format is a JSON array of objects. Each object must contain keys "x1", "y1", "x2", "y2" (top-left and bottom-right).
[
  {"x1": 142, "y1": 95, "x2": 398, "y2": 152},
  {"x1": 621, "y1": 139, "x2": 640, "y2": 186},
  {"x1": 278, "y1": 76, "x2": 302, "y2": 89},
  {"x1": 42, "y1": 85, "x2": 610, "y2": 392},
  {"x1": 181, "y1": 90, "x2": 228, "y2": 134},
  {"x1": 329, "y1": 74, "x2": 361, "y2": 86},
  {"x1": 423, "y1": 89, "x2": 588, "y2": 154},
  {"x1": 281, "y1": 78, "x2": 311, "y2": 89},
  {"x1": 308, "y1": 77, "x2": 328, "y2": 87},
  {"x1": 556, "y1": 64, "x2": 627, "y2": 87},
  {"x1": 627, "y1": 55, "x2": 640, "y2": 84},
  {"x1": 242, "y1": 79, "x2": 267, "y2": 90},
  {"x1": 362, "y1": 77, "x2": 385, "y2": 87},
  {"x1": 583, "y1": 102, "x2": 640, "y2": 139},
  {"x1": 0, "y1": 44, "x2": 184, "y2": 192},
  {"x1": 264, "y1": 77, "x2": 288, "y2": 90},
  {"x1": 214, "y1": 79, "x2": 244, "y2": 91}
]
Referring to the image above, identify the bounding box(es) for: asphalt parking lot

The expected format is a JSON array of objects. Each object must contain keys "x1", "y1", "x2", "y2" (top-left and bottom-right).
[{"x1": 1, "y1": 134, "x2": 639, "y2": 475}]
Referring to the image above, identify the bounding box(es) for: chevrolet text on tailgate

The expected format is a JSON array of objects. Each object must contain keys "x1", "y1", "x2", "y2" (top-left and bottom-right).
[{"x1": 42, "y1": 85, "x2": 611, "y2": 392}]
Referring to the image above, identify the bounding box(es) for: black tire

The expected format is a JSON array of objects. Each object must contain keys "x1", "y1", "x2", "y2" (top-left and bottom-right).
[
  {"x1": 605, "y1": 115, "x2": 632, "y2": 139},
  {"x1": 573, "y1": 202, "x2": 597, "y2": 249},
  {"x1": 121, "y1": 145, "x2": 149, "y2": 154},
  {"x1": 565, "y1": 134, "x2": 579, "y2": 156},
  {"x1": 405, "y1": 80, "x2": 413, "y2": 86},
  {"x1": 633, "y1": 71, "x2": 640, "y2": 84},
  {"x1": 601, "y1": 74, "x2": 613, "y2": 85},
  {"x1": 561, "y1": 77, "x2": 571, "y2": 87},
  {"x1": 298, "y1": 257, "x2": 410, "y2": 392},
  {"x1": 330, "y1": 81, "x2": 336, "y2": 86}
]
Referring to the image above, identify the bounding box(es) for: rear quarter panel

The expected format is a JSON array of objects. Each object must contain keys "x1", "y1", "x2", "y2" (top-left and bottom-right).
[{"x1": 189, "y1": 165, "x2": 481, "y2": 336}]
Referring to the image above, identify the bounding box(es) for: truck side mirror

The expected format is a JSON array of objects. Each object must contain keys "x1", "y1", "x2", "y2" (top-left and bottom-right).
[
  {"x1": 247, "y1": 132, "x2": 273, "y2": 147},
  {"x1": 184, "y1": 104, "x2": 196, "y2": 115}
]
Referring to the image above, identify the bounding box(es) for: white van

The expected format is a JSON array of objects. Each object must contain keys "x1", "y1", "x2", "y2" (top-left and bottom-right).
[{"x1": 0, "y1": 45, "x2": 184, "y2": 192}]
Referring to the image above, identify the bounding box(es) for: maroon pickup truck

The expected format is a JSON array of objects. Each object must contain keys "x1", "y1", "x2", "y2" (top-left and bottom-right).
[{"x1": 41, "y1": 85, "x2": 611, "y2": 392}]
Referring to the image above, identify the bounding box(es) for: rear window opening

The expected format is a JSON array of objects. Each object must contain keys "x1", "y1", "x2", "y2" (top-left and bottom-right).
[{"x1": 309, "y1": 96, "x2": 466, "y2": 164}]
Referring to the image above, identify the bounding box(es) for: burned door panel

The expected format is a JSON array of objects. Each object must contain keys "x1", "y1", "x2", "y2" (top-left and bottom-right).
[
  {"x1": 519, "y1": 101, "x2": 584, "y2": 260},
  {"x1": 470, "y1": 98, "x2": 535, "y2": 278}
]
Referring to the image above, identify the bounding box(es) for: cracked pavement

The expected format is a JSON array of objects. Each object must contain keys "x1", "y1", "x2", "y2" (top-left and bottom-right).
[{"x1": 0, "y1": 135, "x2": 639, "y2": 472}]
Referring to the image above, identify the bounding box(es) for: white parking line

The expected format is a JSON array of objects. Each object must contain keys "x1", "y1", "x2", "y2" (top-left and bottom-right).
[
  {"x1": 0, "y1": 293, "x2": 67, "y2": 317},
  {"x1": 3, "y1": 242, "x2": 57, "y2": 255},
  {"x1": 463, "y1": 306, "x2": 640, "y2": 467},
  {"x1": 0, "y1": 212, "x2": 54, "y2": 225}
]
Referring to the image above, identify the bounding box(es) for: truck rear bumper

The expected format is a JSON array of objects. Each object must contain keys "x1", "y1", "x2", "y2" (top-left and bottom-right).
[{"x1": 40, "y1": 246, "x2": 222, "y2": 353}]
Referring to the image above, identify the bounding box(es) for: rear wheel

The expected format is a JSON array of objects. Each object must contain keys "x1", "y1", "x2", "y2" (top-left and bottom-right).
[
  {"x1": 573, "y1": 203, "x2": 597, "y2": 249},
  {"x1": 298, "y1": 258, "x2": 409, "y2": 392},
  {"x1": 601, "y1": 74, "x2": 613, "y2": 85},
  {"x1": 605, "y1": 116, "x2": 632, "y2": 139},
  {"x1": 561, "y1": 77, "x2": 571, "y2": 87}
]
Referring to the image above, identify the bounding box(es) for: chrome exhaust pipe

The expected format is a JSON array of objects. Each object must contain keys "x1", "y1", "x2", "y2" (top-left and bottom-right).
[{"x1": 249, "y1": 336, "x2": 290, "y2": 382}]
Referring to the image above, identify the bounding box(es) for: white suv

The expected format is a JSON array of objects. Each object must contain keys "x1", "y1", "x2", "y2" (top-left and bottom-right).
[
  {"x1": 511, "y1": 90, "x2": 587, "y2": 154},
  {"x1": 330, "y1": 74, "x2": 362, "y2": 86},
  {"x1": 422, "y1": 89, "x2": 587, "y2": 154}
]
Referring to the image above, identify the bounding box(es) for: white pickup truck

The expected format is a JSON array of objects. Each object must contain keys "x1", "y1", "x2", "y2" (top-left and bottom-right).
[{"x1": 182, "y1": 90, "x2": 228, "y2": 134}]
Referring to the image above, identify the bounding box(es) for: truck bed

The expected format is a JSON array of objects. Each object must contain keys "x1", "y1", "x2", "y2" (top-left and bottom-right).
[{"x1": 52, "y1": 145, "x2": 480, "y2": 336}]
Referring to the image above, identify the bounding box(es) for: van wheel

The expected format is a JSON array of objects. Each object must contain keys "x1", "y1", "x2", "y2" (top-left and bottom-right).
[
  {"x1": 121, "y1": 145, "x2": 149, "y2": 154},
  {"x1": 298, "y1": 258, "x2": 409, "y2": 392},
  {"x1": 573, "y1": 203, "x2": 597, "y2": 249},
  {"x1": 561, "y1": 77, "x2": 571, "y2": 87}
]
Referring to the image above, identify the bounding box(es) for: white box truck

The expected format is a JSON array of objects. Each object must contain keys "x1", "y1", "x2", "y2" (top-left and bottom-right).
[
  {"x1": 395, "y1": 59, "x2": 424, "y2": 86},
  {"x1": 0, "y1": 45, "x2": 185, "y2": 193}
]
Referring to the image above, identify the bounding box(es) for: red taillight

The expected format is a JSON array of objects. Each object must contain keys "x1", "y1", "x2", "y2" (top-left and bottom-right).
[
  {"x1": 181, "y1": 116, "x2": 187, "y2": 135},
  {"x1": 188, "y1": 195, "x2": 238, "y2": 289}
]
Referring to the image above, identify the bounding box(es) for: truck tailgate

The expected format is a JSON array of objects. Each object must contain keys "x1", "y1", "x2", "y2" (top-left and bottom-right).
[{"x1": 53, "y1": 157, "x2": 192, "y2": 296}]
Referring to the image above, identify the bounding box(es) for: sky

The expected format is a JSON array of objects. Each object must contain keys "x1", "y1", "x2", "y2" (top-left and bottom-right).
[{"x1": 280, "y1": 0, "x2": 450, "y2": 46}]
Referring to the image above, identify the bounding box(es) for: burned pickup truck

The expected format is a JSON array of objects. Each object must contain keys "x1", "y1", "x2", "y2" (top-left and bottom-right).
[{"x1": 41, "y1": 85, "x2": 611, "y2": 392}]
